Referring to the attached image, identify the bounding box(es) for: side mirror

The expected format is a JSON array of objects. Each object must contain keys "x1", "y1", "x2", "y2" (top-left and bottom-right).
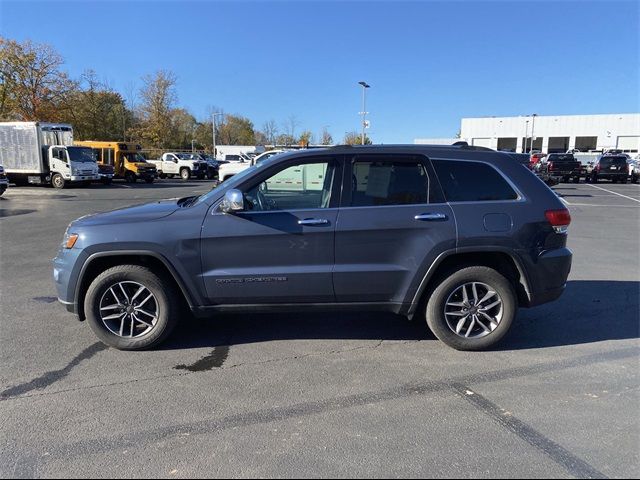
[{"x1": 220, "y1": 189, "x2": 244, "y2": 213}]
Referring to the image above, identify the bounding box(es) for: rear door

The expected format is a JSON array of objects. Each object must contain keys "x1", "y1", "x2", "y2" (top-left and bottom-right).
[{"x1": 333, "y1": 154, "x2": 456, "y2": 304}]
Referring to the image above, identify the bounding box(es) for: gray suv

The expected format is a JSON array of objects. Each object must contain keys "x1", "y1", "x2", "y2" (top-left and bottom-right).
[{"x1": 53, "y1": 145, "x2": 572, "y2": 351}]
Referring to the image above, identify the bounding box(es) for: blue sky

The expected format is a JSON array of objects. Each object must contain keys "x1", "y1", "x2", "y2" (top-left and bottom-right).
[{"x1": 1, "y1": 0, "x2": 638, "y2": 143}]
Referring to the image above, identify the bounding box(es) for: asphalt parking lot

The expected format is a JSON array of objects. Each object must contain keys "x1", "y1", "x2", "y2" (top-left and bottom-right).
[{"x1": 0, "y1": 179, "x2": 638, "y2": 478}]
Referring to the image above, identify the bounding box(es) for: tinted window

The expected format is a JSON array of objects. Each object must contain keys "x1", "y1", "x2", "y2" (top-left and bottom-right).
[
  {"x1": 547, "y1": 154, "x2": 575, "y2": 162},
  {"x1": 600, "y1": 156, "x2": 627, "y2": 167},
  {"x1": 350, "y1": 160, "x2": 429, "y2": 206},
  {"x1": 244, "y1": 160, "x2": 336, "y2": 211},
  {"x1": 433, "y1": 160, "x2": 518, "y2": 202}
]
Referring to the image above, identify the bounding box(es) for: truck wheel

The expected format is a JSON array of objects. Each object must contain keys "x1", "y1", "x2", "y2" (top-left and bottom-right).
[
  {"x1": 573, "y1": 176, "x2": 580, "y2": 183},
  {"x1": 0, "y1": 186, "x2": 6, "y2": 196},
  {"x1": 125, "y1": 172, "x2": 136, "y2": 183},
  {"x1": 425, "y1": 266, "x2": 516, "y2": 351},
  {"x1": 102, "y1": 178, "x2": 112, "y2": 185},
  {"x1": 84, "y1": 265, "x2": 179, "y2": 350},
  {"x1": 145, "y1": 177, "x2": 154, "y2": 184},
  {"x1": 180, "y1": 168, "x2": 191, "y2": 181},
  {"x1": 51, "y1": 173, "x2": 66, "y2": 189},
  {"x1": 158, "y1": 172, "x2": 166, "y2": 179},
  {"x1": 197, "y1": 174, "x2": 205, "y2": 180}
]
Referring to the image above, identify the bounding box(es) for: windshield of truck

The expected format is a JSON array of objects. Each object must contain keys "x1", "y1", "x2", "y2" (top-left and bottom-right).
[
  {"x1": 124, "y1": 152, "x2": 148, "y2": 163},
  {"x1": 66, "y1": 147, "x2": 96, "y2": 163},
  {"x1": 176, "y1": 153, "x2": 196, "y2": 160}
]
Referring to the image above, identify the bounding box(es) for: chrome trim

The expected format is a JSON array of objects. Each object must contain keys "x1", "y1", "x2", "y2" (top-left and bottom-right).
[{"x1": 415, "y1": 213, "x2": 448, "y2": 221}]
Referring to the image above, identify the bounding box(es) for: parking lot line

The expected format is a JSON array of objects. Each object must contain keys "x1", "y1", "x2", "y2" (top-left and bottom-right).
[{"x1": 585, "y1": 184, "x2": 640, "y2": 203}]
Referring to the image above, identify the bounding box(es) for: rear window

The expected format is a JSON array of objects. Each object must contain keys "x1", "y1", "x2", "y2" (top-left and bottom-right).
[
  {"x1": 547, "y1": 154, "x2": 575, "y2": 162},
  {"x1": 600, "y1": 156, "x2": 627, "y2": 166},
  {"x1": 433, "y1": 160, "x2": 518, "y2": 202}
]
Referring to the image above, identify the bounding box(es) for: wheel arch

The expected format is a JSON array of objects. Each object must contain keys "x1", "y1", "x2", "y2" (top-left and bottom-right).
[
  {"x1": 407, "y1": 248, "x2": 532, "y2": 318},
  {"x1": 75, "y1": 251, "x2": 195, "y2": 321}
]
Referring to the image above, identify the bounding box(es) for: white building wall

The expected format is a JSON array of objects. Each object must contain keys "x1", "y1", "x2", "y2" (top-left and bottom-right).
[{"x1": 460, "y1": 113, "x2": 640, "y2": 153}]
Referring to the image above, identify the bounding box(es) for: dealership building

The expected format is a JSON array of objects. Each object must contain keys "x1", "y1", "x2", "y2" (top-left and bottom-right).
[{"x1": 415, "y1": 113, "x2": 640, "y2": 154}]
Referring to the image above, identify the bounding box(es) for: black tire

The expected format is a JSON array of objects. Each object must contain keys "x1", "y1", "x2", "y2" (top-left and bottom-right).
[
  {"x1": 197, "y1": 174, "x2": 205, "y2": 180},
  {"x1": 562, "y1": 176, "x2": 570, "y2": 183},
  {"x1": 102, "y1": 178, "x2": 113, "y2": 185},
  {"x1": 51, "y1": 173, "x2": 66, "y2": 189},
  {"x1": 125, "y1": 171, "x2": 136, "y2": 183},
  {"x1": 620, "y1": 178, "x2": 628, "y2": 184},
  {"x1": 425, "y1": 266, "x2": 517, "y2": 351},
  {"x1": 572, "y1": 176, "x2": 580, "y2": 183},
  {"x1": 180, "y1": 168, "x2": 191, "y2": 181},
  {"x1": 145, "y1": 177, "x2": 154, "y2": 184},
  {"x1": 592, "y1": 175, "x2": 598, "y2": 183},
  {"x1": 0, "y1": 186, "x2": 6, "y2": 196},
  {"x1": 84, "y1": 265, "x2": 180, "y2": 350},
  {"x1": 632, "y1": 174, "x2": 639, "y2": 184},
  {"x1": 158, "y1": 172, "x2": 166, "y2": 179}
]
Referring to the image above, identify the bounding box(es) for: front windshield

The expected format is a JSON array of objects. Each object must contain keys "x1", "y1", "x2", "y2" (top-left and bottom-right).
[
  {"x1": 124, "y1": 152, "x2": 148, "y2": 163},
  {"x1": 67, "y1": 147, "x2": 96, "y2": 163},
  {"x1": 177, "y1": 153, "x2": 196, "y2": 160}
]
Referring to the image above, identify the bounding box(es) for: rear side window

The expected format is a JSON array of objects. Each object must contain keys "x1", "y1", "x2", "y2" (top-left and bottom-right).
[
  {"x1": 433, "y1": 160, "x2": 518, "y2": 202},
  {"x1": 350, "y1": 160, "x2": 429, "y2": 206}
]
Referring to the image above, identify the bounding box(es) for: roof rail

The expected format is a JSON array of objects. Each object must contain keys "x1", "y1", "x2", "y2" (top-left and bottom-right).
[{"x1": 452, "y1": 141, "x2": 494, "y2": 152}]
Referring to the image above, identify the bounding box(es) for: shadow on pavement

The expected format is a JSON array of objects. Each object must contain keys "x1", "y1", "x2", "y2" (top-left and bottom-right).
[{"x1": 162, "y1": 280, "x2": 639, "y2": 351}]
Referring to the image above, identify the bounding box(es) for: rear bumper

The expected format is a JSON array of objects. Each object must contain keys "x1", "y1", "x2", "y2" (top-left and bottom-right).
[{"x1": 524, "y1": 247, "x2": 573, "y2": 307}]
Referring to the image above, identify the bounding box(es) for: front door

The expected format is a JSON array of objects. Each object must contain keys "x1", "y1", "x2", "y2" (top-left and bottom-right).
[
  {"x1": 333, "y1": 154, "x2": 456, "y2": 304},
  {"x1": 201, "y1": 156, "x2": 342, "y2": 304}
]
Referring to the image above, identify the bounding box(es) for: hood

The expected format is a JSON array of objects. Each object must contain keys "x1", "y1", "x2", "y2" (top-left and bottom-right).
[
  {"x1": 135, "y1": 162, "x2": 156, "y2": 169},
  {"x1": 72, "y1": 199, "x2": 179, "y2": 227}
]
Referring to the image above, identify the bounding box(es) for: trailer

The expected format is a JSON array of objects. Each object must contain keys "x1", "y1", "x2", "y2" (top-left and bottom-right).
[{"x1": 0, "y1": 122, "x2": 99, "y2": 188}]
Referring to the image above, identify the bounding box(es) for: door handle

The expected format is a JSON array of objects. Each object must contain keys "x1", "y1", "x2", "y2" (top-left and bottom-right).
[
  {"x1": 298, "y1": 218, "x2": 329, "y2": 226},
  {"x1": 415, "y1": 213, "x2": 448, "y2": 221}
]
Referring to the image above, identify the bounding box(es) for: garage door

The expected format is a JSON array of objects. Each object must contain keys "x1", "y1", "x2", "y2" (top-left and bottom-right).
[{"x1": 617, "y1": 136, "x2": 640, "y2": 151}]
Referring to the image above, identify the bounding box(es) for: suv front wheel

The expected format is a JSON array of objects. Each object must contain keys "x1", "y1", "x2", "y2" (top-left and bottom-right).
[
  {"x1": 84, "y1": 265, "x2": 179, "y2": 350},
  {"x1": 426, "y1": 266, "x2": 516, "y2": 351}
]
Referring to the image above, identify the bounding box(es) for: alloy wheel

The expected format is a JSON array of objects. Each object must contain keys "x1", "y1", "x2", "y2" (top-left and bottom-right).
[
  {"x1": 444, "y1": 282, "x2": 503, "y2": 339},
  {"x1": 99, "y1": 281, "x2": 158, "y2": 338}
]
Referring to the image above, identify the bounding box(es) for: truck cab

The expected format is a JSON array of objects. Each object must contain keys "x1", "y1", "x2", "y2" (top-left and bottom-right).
[
  {"x1": 48, "y1": 146, "x2": 100, "y2": 188},
  {"x1": 149, "y1": 153, "x2": 208, "y2": 181}
]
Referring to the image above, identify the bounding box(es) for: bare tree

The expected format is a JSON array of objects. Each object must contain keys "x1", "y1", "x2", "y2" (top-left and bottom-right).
[
  {"x1": 262, "y1": 119, "x2": 278, "y2": 145},
  {"x1": 282, "y1": 115, "x2": 300, "y2": 140}
]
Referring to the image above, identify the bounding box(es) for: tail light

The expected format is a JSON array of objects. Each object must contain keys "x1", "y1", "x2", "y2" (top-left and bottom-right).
[
  {"x1": 545, "y1": 209, "x2": 571, "y2": 234},
  {"x1": 547, "y1": 162, "x2": 554, "y2": 171},
  {"x1": 595, "y1": 164, "x2": 601, "y2": 172}
]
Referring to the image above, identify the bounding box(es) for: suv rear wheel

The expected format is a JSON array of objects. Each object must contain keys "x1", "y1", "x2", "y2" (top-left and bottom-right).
[
  {"x1": 84, "y1": 265, "x2": 179, "y2": 350},
  {"x1": 426, "y1": 266, "x2": 516, "y2": 351}
]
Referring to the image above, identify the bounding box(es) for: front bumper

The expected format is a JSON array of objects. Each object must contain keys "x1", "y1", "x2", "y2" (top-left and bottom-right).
[
  {"x1": 70, "y1": 175, "x2": 100, "y2": 181},
  {"x1": 53, "y1": 246, "x2": 86, "y2": 316}
]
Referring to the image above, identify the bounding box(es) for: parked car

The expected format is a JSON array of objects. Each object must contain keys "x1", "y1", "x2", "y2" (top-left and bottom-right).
[
  {"x1": 537, "y1": 153, "x2": 583, "y2": 183},
  {"x1": 148, "y1": 153, "x2": 208, "y2": 180},
  {"x1": 53, "y1": 144, "x2": 572, "y2": 352},
  {"x1": 628, "y1": 159, "x2": 640, "y2": 183},
  {"x1": 0, "y1": 164, "x2": 8, "y2": 195},
  {"x1": 219, "y1": 149, "x2": 284, "y2": 182},
  {"x1": 96, "y1": 163, "x2": 114, "y2": 185},
  {"x1": 196, "y1": 154, "x2": 222, "y2": 180},
  {"x1": 529, "y1": 152, "x2": 547, "y2": 169},
  {"x1": 588, "y1": 154, "x2": 629, "y2": 183}
]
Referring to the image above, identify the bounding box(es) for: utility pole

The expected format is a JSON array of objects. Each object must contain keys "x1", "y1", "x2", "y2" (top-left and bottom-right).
[
  {"x1": 212, "y1": 112, "x2": 224, "y2": 159},
  {"x1": 530, "y1": 113, "x2": 538, "y2": 152},
  {"x1": 524, "y1": 119, "x2": 530, "y2": 153},
  {"x1": 358, "y1": 81, "x2": 370, "y2": 145}
]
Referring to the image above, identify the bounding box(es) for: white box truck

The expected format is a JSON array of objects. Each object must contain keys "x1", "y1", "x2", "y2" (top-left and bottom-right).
[{"x1": 0, "y1": 122, "x2": 99, "y2": 188}]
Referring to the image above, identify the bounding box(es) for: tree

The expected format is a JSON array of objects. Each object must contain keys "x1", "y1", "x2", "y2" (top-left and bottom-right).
[
  {"x1": 0, "y1": 37, "x2": 74, "y2": 121},
  {"x1": 275, "y1": 133, "x2": 296, "y2": 145},
  {"x1": 135, "y1": 70, "x2": 177, "y2": 148},
  {"x1": 216, "y1": 114, "x2": 255, "y2": 145},
  {"x1": 298, "y1": 130, "x2": 314, "y2": 146},
  {"x1": 262, "y1": 119, "x2": 278, "y2": 145},
  {"x1": 282, "y1": 115, "x2": 300, "y2": 141},
  {"x1": 343, "y1": 131, "x2": 372, "y2": 145},
  {"x1": 170, "y1": 108, "x2": 197, "y2": 150},
  {"x1": 319, "y1": 127, "x2": 333, "y2": 145},
  {"x1": 58, "y1": 70, "x2": 130, "y2": 141}
]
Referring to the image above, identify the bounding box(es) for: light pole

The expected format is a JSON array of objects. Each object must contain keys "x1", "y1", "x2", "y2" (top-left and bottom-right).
[
  {"x1": 358, "y1": 81, "x2": 370, "y2": 145},
  {"x1": 530, "y1": 113, "x2": 538, "y2": 152},
  {"x1": 524, "y1": 119, "x2": 530, "y2": 153},
  {"x1": 212, "y1": 112, "x2": 224, "y2": 159}
]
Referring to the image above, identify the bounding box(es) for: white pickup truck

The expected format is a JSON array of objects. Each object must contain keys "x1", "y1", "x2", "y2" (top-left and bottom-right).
[
  {"x1": 148, "y1": 152, "x2": 208, "y2": 180},
  {"x1": 218, "y1": 150, "x2": 284, "y2": 182}
]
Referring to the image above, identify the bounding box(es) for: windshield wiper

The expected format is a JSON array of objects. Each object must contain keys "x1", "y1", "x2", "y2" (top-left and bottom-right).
[{"x1": 177, "y1": 195, "x2": 199, "y2": 207}]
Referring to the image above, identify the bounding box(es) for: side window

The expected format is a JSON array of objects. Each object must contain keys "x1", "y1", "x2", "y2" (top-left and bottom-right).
[
  {"x1": 103, "y1": 148, "x2": 115, "y2": 165},
  {"x1": 93, "y1": 148, "x2": 102, "y2": 163},
  {"x1": 52, "y1": 147, "x2": 66, "y2": 161},
  {"x1": 433, "y1": 160, "x2": 518, "y2": 202},
  {"x1": 350, "y1": 159, "x2": 429, "y2": 207},
  {"x1": 244, "y1": 159, "x2": 336, "y2": 211}
]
